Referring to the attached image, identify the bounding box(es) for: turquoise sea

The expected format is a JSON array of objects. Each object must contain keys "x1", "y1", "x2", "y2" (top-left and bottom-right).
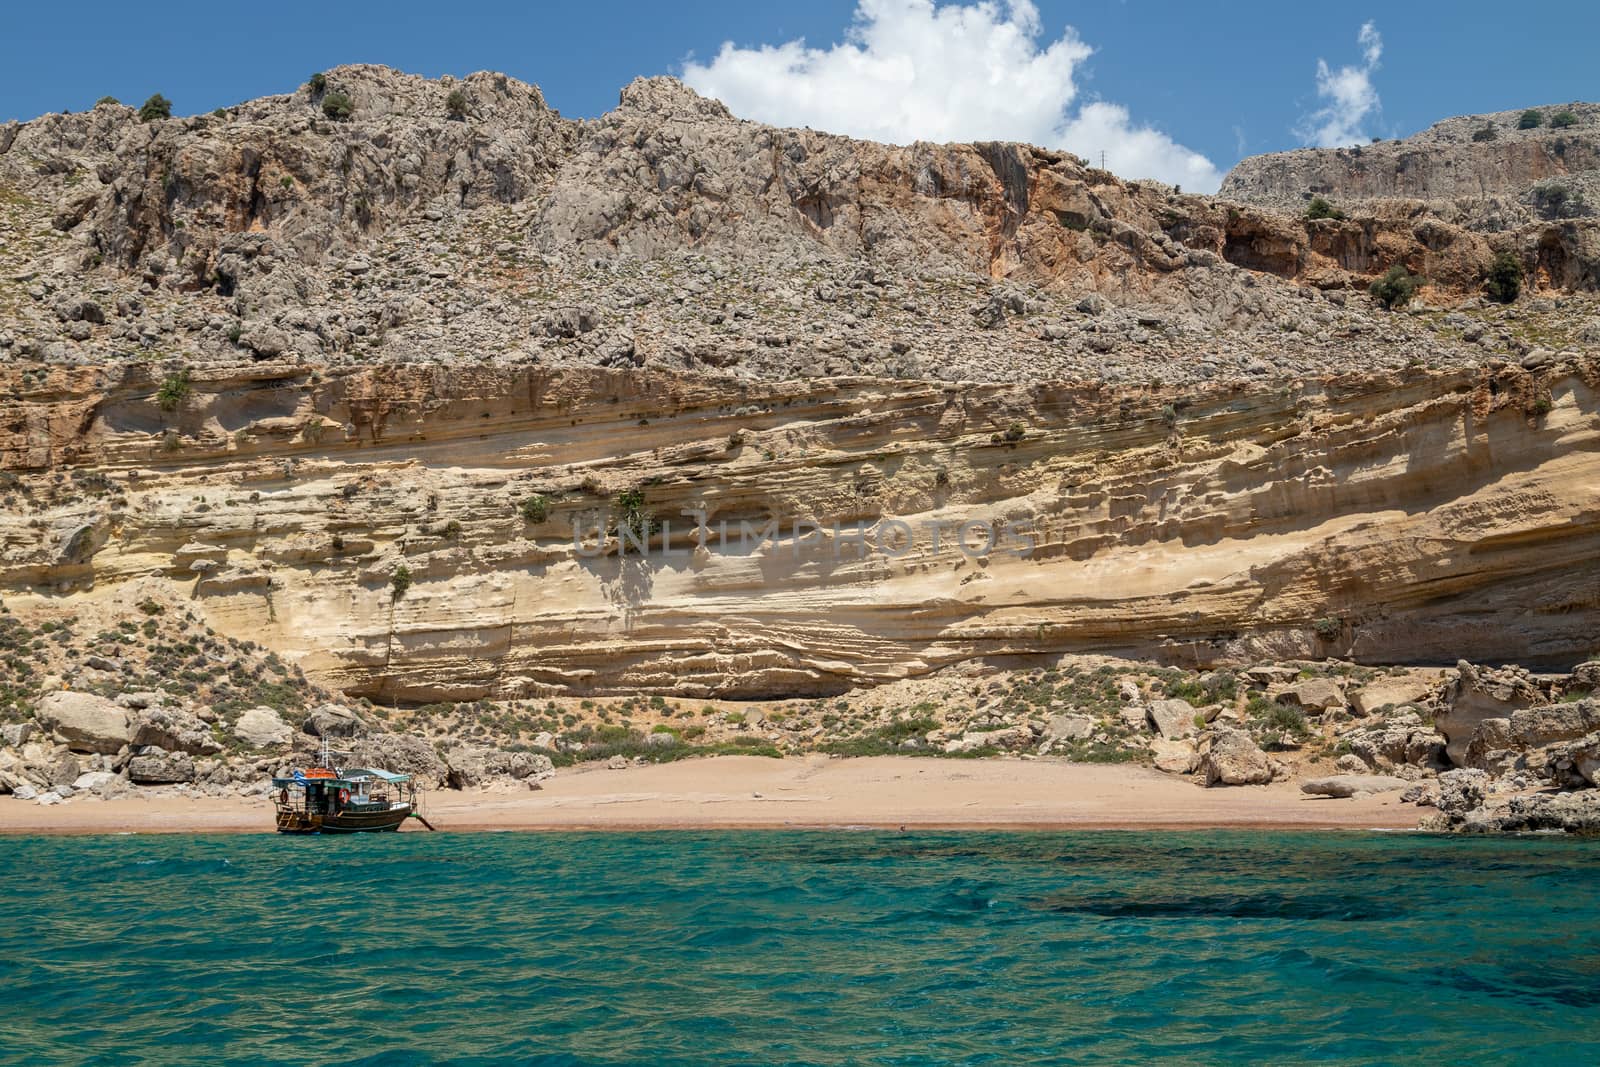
[{"x1": 3, "y1": 830, "x2": 1599, "y2": 1066}]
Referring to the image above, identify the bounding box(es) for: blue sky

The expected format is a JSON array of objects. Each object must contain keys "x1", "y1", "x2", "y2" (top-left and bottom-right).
[{"x1": 2, "y1": 0, "x2": 1594, "y2": 189}]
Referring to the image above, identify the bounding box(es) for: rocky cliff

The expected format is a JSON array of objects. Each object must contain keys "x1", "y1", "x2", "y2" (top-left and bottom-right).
[
  {"x1": 1220, "y1": 102, "x2": 1600, "y2": 221},
  {"x1": 1, "y1": 354, "x2": 1594, "y2": 700},
  {"x1": 1, "y1": 66, "x2": 1598, "y2": 703}
]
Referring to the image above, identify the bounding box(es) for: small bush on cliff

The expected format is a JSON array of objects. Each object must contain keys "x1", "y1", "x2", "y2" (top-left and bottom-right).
[
  {"x1": 1471, "y1": 123, "x2": 1497, "y2": 142},
  {"x1": 1551, "y1": 110, "x2": 1579, "y2": 129},
  {"x1": 446, "y1": 89, "x2": 468, "y2": 120},
  {"x1": 95, "y1": 95, "x2": 120, "y2": 107},
  {"x1": 308, "y1": 71, "x2": 327, "y2": 95},
  {"x1": 1305, "y1": 196, "x2": 1345, "y2": 221},
  {"x1": 390, "y1": 564, "x2": 412, "y2": 600},
  {"x1": 520, "y1": 494, "x2": 550, "y2": 524},
  {"x1": 138, "y1": 94, "x2": 172, "y2": 123},
  {"x1": 156, "y1": 370, "x2": 191, "y2": 412},
  {"x1": 1313, "y1": 615, "x2": 1343, "y2": 641},
  {"x1": 1369, "y1": 265, "x2": 1422, "y2": 310},
  {"x1": 321, "y1": 92, "x2": 353, "y2": 121},
  {"x1": 1485, "y1": 252, "x2": 1523, "y2": 304},
  {"x1": 1518, "y1": 109, "x2": 1544, "y2": 130}
]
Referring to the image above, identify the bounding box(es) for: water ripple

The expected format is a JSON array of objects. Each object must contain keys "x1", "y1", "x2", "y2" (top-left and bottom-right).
[{"x1": 1, "y1": 830, "x2": 1597, "y2": 1065}]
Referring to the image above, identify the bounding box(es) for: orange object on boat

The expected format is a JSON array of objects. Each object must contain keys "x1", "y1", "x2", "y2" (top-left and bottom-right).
[{"x1": 302, "y1": 768, "x2": 337, "y2": 779}]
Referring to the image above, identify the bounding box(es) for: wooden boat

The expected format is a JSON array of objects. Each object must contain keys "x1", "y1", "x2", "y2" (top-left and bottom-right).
[{"x1": 271, "y1": 760, "x2": 434, "y2": 834}]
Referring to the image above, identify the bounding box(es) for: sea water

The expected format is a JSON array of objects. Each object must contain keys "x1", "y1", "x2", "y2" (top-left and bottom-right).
[{"x1": 2, "y1": 830, "x2": 1598, "y2": 1065}]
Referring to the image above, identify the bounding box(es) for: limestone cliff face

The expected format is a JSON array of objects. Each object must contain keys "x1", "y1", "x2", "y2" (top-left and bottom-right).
[
  {"x1": 1221, "y1": 103, "x2": 1600, "y2": 213},
  {"x1": 3, "y1": 356, "x2": 1595, "y2": 698}
]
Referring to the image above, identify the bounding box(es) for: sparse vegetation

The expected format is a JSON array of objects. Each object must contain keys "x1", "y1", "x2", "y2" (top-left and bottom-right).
[
  {"x1": 1517, "y1": 109, "x2": 1544, "y2": 130},
  {"x1": 1471, "y1": 123, "x2": 1497, "y2": 142},
  {"x1": 1313, "y1": 616, "x2": 1343, "y2": 641},
  {"x1": 446, "y1": 89, "x2": 468, "y2": 120},
  {"x1": 1551, "y1": 110, "x2": 1579, "y2": 129},
  {"x1": 156, "y1": 371, "x2": 191, "y2": 412},
  {"x1": 1369, "y1": 264, "x2": 1423, "y2": 310},
  {"x1": 138, "y1": 94, "x2": 172, "y2": 123},
  {"x1": 321, "y1": 92, "x2": 353, "y2": 121},
  {"x1": 95, "y1": 95, "x2": 120, "y2": 107},
  {"x1": 309, "y1": 72, "x2": 327, "y2": 95},
  {"x1": 520, "y1": 494, "x2": 550, "y2": 524},
  {"x1": 1306, "y1": 196, "x2": 1345, "y2": 221},
  {"x1": 390, "y1": 564, "x2": 413, "y2": 600},
  {"x1": 1485, "y1": 251, "x2": 1523, "y2": 304}
]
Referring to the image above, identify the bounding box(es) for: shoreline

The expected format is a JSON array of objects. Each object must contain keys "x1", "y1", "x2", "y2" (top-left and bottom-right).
[{"x1": 0, "y1": 755, "x2": 1419, "y2": 837}]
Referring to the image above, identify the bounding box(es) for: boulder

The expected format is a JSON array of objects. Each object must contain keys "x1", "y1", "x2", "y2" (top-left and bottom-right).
[
  {"x1": 1570, "y1": 661, "x2": 1600, "y2": 691},
  {"x1": 1300, "y1": 774, "x2": 1410, "y2": 798},
  {"x1": 1243, "y1": 666, "x2": 1298, "y2": 687},
  {"x1": 1505, "y1": 699, "x2": 1600, "y2": 749},
  {"x1": 0, "y1": 723, "x2": 34, "y2": 747},
  {"x1": 1199, "y1": 728, "x2": 1272, "y2": 786},
  {"x1": 1435, "y1": 768, "x2": 1492, "y2": 818},
  {"x1": 1344, "y1": 712, "x2": 1445, "y2": 770},
  {"x1": 234, "y1": 706, "x2": 293, "y2": 748},
  {"x1": 48, "y1": 752, "x2": 82, "y2": 789},
  {"x1": 1146, "y1": 698, "x2": 1198, "y2": 740},
  {"x1": 442, "y1": 744, "x2": 557, "y2": 788},
  {"x1": 35, "y1": 691, "x2": 132, "y2": 754},
  {"x1": 303, "y1": 704, "x2": 369, "y2": 739},
  {"x1": 127, "y1": 750, "x2": 196, "y2": 785},
  {"x1": 1350, "y1": 675, "x2": 1435, "y2": 716},
  {"x1": 944, "y1": 726, "x2": 1033, "y2": 754},
  {"x1": 1277, "y1": 678, "x2": 1346, "y2": 713},
  {"x1": 1149, "y1": 737, "x2": 1198, "y2": 774},
  {"x1": 71, "y1": 770, "x2": 117, "y2": 791},
  {"x1": 1046, "y1": 714, "x2": 1095, "y2": 741},
  {"x1": 345, "y1": 732, "x2": 444, "y2": 784},
  {"x1": 130, "y1": 707, "x2": 221, "y2": 755},
  {"x1": 1437, "y1": 661, "x2": 1544, "y2": 766}
]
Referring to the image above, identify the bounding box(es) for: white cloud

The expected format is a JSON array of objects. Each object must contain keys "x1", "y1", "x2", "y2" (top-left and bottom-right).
[
  {"x1": 681, "y1": 0, "x2": 1224, "y2": 192},
  {"x1": 1298, "y1": 21, "x2": 1384, "y2": 147}
]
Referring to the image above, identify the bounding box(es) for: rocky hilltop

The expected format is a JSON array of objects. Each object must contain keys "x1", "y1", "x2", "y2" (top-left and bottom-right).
[
  {"x1": 2, "y1": 66, "x2": 1600, "y2": 828},
  {"x1": 1221, "y1": 101, "x2": 1600, "y2": 225}
]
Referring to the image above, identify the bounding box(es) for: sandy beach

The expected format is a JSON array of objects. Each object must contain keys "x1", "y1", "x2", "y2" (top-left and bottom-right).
[{"x1": 0, "y1": 756, "x2": 1418, "y2": 835}]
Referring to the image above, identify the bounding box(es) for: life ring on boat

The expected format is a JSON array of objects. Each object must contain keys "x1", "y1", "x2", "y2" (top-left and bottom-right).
[
  {"x1": 278, "y1": 788, "x2": 288, "y2": 804},
  {"x1": 339, "y1": 788, "x2": 350, "y2": 805}
]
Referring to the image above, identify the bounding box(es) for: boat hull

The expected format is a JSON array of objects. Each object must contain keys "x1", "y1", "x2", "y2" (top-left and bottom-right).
[{"x1": 276, "y1": 804, "x2": 413, "y2": 834}]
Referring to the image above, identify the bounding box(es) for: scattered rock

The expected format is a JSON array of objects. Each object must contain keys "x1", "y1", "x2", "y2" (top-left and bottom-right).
[
  {"x1": 1300, "y1": 774, "x2": 1409, "y2": 798},
  {"x1": 35, "y1": 691, "x2": 132, "y2": 754},
  {"x1": 1199, "y1": 728, "x2": 1272, "y2": 786}
]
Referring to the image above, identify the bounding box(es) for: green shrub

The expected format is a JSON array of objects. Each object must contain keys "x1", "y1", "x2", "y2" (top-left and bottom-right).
[
  {"x1": 1263, "y1": 703, "x2": 1309, "y2": 739},
  {"x1": 1551, "y1": 111, "x2": 1579, "y2": 129},
  {"x1": 1530, "y1": 395, "x2": 1553, "y2": 417},
  {"x1": 446, "y1": 89, "x2": 468, "y2": 119},
  {"x1": 390, "y1": 564, "x2": 412, "y2": 600},
  {"x1": 1313, "y1": 615, "x2": 1342, "y2": 641},
  {"x1": 1306, "y1": 196, "x2": 1345, "y2": 221},
  {"x1": 95, "y1": 95, "x2": 120, "y2": 107},
  {"x1": 156, "y1": 370, "x2": 191, "y2": 412},
  {"x1": 520, "y1": 494, "x2": 550, "y2": 524},
  {"x1": 321, "y1": 92, "x2": 353, "y2": 121},
  {"x1": 1517, "y1": 109, "x2": 1544, "y2": 130},
  {"x1": 1485, "y1": 251, "x2": 1522, "y2": 304},
  {"x1": 1531, "y1": 181, "x2": 1591, "y2": 220},
  {"x1": 309, "y1": 72, "x2": 327, "y2": 94},
  {"x1": 1471, "y1": 123, "x2": 1497, "y2": 142},
  {"x1": 138, "y1": 94, "x2": 172, "y2": 123},
  {"x1": 613, "y1": 487, "x2": 657, "y2": 542},
  {"x1": 1369, "y1": 265, "x2": 1422, "y2": 310}
]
